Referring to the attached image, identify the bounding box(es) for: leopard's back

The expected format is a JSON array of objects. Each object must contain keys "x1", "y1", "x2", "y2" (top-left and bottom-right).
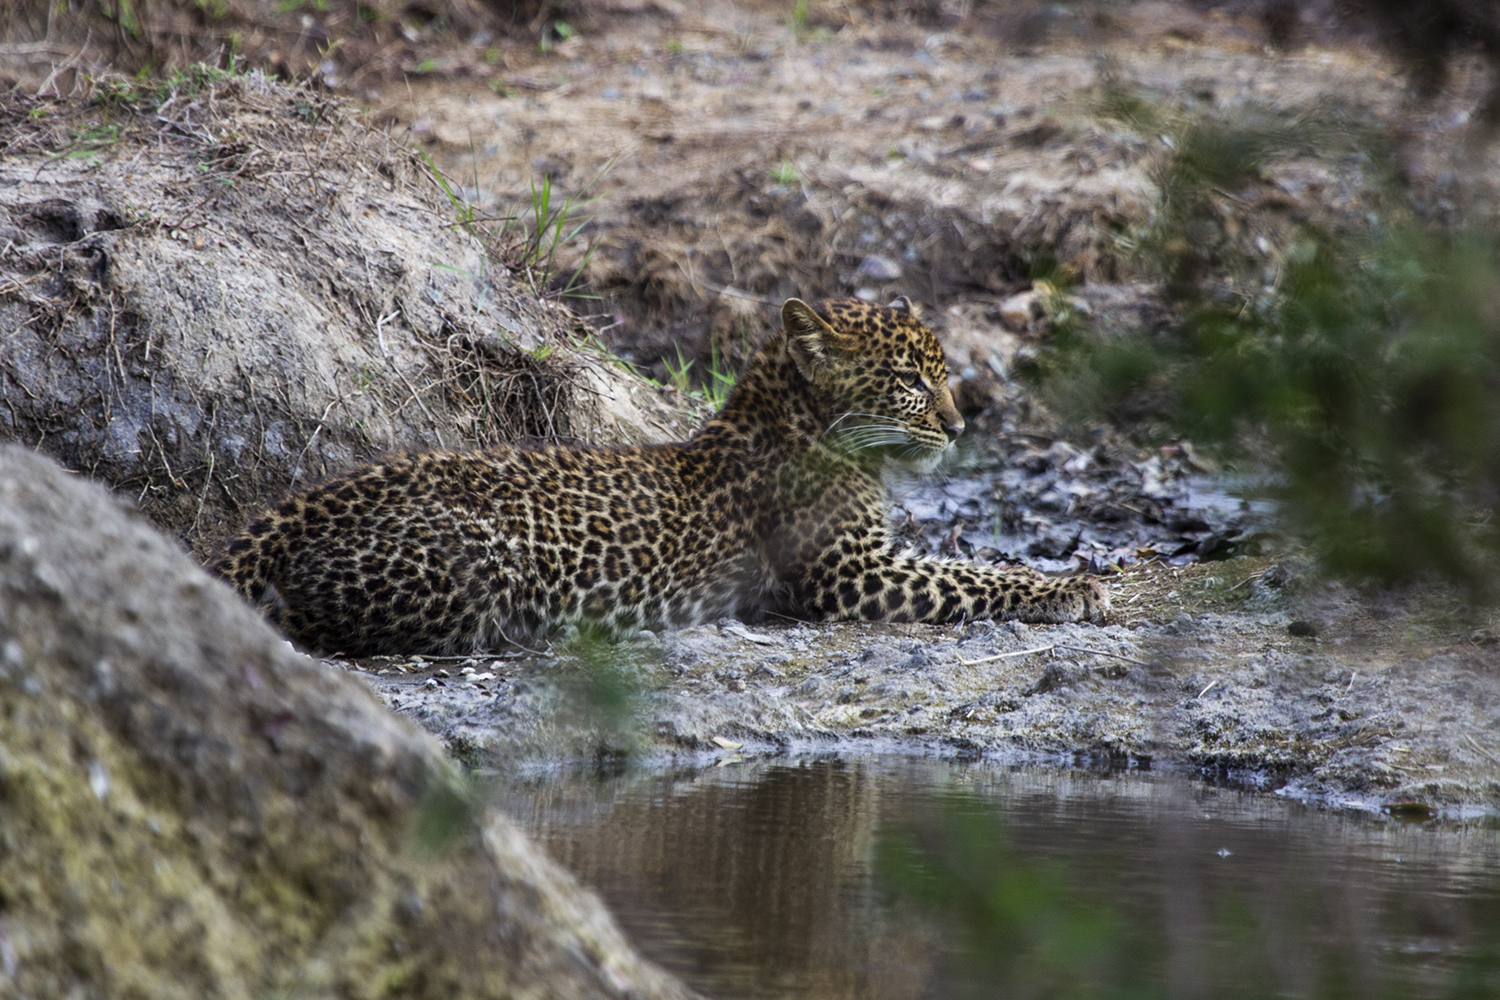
[{"x1": 217, "y1": 446, "x2": 767, "y2": 655}]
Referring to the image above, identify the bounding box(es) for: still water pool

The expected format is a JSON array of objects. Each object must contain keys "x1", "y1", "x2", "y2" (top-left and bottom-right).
[{"x1": 498, "y1": 757, "x2": 1500, "y2": 1000}]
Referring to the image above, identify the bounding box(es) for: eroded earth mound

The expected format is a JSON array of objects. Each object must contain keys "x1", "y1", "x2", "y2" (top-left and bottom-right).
[{"x1": 0, "y1": 71, "x2": 698, "y2": 559}]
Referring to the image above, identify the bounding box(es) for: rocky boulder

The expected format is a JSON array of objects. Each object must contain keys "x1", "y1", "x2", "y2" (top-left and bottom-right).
[{"x1": 0, "y1": 444, "x2": 699, "y2": 1000}]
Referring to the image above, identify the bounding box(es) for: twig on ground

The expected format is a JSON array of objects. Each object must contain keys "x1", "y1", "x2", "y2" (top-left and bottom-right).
[
  {"x1": 1053, "y1": 644, "x2": 1152, "y2": 667},
  {"x1": 191, "y1": 451, "x2": 215, "y2": 536},
  {"x1": 1465, "y1": 734, "x2": 1500, "y2": 767},
  {"x1": 960, "y1": 644, "x2": 1055, "y2": 666},
  {"x1": 0, "y1": 42, "x2": 73, "y2": 56},
  {"x1": 374, "y1": 309, "x2": 446, "y2": 447},
  {"x1": 429, "y1": 654, "x2": 519, "y2": 663},
  {"x1": 375, "y1": 309, "x2": 399, "y2": 358},
  {"x1": 34, "y1": 33, "x2": 89, "y2": 97},
  {"x1": 292, "y1": 399, "x2": 338, "y2": 480},
  {"x1": 673, "y1": 264, "x2": 781, "y2": 306},
  {"x1": 354, "y1": 650, "x2": 530, "y2": 664},
  {"x1": 496, "y1": 626, "x2": 549, "y2": 656}
]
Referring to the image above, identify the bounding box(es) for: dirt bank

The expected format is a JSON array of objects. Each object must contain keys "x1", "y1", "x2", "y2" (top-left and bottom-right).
[
  {"x1": 0, "y1": 71, "x2": 698, "y2": 557},
  {"x1": 0, "y1": 0, "x2": 549, "y2": 92},
  {"x1": 396, "y1": 0, "x2": 1497, "y2": 386}
]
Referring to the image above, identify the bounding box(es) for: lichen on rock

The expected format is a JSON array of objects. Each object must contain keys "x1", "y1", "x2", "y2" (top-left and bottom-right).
[{"x1": 0, "y1": 443, "x2": 699, "y2": 999}]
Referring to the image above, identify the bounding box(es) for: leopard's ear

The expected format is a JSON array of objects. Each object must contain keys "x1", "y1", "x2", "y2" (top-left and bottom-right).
[
  {"x1": 886, "y1": 295, "x2": 912, "y2": 314},
  {"x1": 782, "y1": 298, "x2": 839, "y2": 377}
]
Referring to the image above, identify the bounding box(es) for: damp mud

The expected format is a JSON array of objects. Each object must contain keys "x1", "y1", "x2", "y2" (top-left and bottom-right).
[
  {"x1": 348, "y1": 543, "x2": 1500, "y2": 812},
  {"x1": 4, "y1": 3, "x2": 1500, "y2": 812},
  {"x1": 333, "y1": 0, "x2": 1500, "y2": 810}
]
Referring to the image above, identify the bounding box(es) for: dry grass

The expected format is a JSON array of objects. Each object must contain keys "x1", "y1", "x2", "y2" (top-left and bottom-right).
[{"x1": 0, "y1": 0, "x2": 548, "y2": 89}]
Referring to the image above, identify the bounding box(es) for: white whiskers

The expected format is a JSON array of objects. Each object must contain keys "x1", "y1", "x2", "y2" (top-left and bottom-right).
[
  {"x1": 824, "y1": 413, "x2": 906, "y2": 451},
  {"x1": 823, "y1": 411, "x2": 951, "y2": 472}
]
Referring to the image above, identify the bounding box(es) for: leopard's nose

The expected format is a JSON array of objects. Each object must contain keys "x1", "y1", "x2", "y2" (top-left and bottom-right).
[{"x1": 943, "y1": 417, "x2": 965, "y2": 442}]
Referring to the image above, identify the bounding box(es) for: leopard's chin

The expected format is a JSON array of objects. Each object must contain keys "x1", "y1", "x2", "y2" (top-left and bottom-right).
[{"x1": 891, "y1": 442, "x2": 951, "y2": 474}]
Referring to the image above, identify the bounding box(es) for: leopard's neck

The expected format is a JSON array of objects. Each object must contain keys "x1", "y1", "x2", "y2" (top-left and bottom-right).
[{"x1": 690, "y1": 334, "x2": 836, "y2": 463}]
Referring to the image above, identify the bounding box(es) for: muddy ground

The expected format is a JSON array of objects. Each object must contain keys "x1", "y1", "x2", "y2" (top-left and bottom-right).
[
  {"x1": 4, "y1": 3, "x2": 1500, "y2": 809},
  {"x1": 323, "y1": 1, "x2": 1500, "y2": 809},
  {"x1": 345, "y1": 554, "x2": 1500, "y2": 812},
  {"x1": 396, "y1": 0, "x2": 1495, "y2": 378}
]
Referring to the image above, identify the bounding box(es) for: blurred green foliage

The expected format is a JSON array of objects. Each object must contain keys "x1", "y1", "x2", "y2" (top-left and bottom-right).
[
  {"x1": 880, "y1": 800, "x2": 1150, "y2": 999},
  {"x1": 880, "y1": 792, "x2": 1500, "y2": 999},
  {"x1": 555, "y1": 627, "x2": 651, "y2": 762},
  {"x1": 412, "y1": 770, "x2": 479, "y2": 855},
  {"x1": 1041, "y1": 88, "x2": 1500, "y2": 595}
]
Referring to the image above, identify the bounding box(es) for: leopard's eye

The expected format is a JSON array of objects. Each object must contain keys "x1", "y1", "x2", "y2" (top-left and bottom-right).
[{"x1": 899, "y1": 370, "x2": 926, "y2": 390}]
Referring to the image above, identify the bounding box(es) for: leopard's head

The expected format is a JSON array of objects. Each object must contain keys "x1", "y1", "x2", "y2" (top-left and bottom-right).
[{"x1": 783, "y1": 296, "x2": 964, "y2": 470}]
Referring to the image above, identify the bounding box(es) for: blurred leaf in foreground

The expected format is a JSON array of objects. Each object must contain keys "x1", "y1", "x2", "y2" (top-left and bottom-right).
[
  {"x1": 1043, "y1": 90, "x2": 1500, "y2": 596},
  {"x1": 879, "y1": 798, "x2": 1148, "y2": 1000}
]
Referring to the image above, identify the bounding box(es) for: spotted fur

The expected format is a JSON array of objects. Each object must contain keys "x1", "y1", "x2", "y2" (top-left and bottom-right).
[{"x1": 216, "y1": 297, "x2": 1108, "y2": 654}]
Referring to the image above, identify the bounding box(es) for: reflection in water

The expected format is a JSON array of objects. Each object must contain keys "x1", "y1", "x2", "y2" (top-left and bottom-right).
[{"x1": 497, "y1": 759, "x2": 1500, "y2": 999}]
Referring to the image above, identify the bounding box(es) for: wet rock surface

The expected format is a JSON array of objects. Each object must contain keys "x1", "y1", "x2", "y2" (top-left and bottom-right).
[{"x1": 0, "y1": 444, "x2": 700, "y2": 1000}]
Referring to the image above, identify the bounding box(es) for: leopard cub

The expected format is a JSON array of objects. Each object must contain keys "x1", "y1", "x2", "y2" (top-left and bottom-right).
[{"x1": 217, "y1": 297, "x2": 1107, "y2": 654}]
